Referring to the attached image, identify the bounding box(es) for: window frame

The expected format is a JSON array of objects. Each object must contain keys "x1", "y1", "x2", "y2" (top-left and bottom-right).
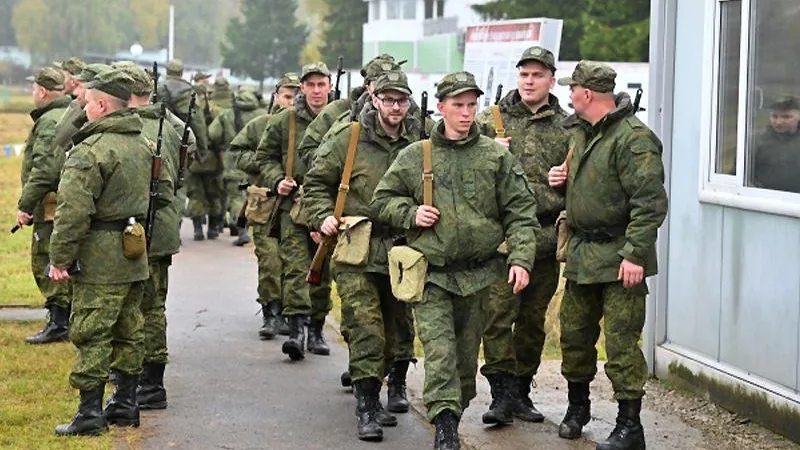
[{"x1": 699, "y1": 0, "x2": 800, "y2": 217}]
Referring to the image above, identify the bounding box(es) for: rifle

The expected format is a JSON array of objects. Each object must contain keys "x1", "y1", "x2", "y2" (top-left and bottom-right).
[
  {"x1": 177, "y1": 92, "x2": 196, "y2": 188},
  {"x1": 334, "y1": 56, "x2": 345, "y2": 100},
  {"x1": 145, "y1": 103, "x2": 167, "y2": 250},
  {"x1": 420, "y1": 91, "x2": 431, "y2": 140},
  {"x1": 494, "y1": 83, "x2": 503, "y2": 105},
  {"x1": 151, "y1": 62, "x2": 159, "y2": 104},
  {"x1": 633, "y1": 88, "x2": 646, "y2": 113},
  {"x1": 267, "y1": 91, "x2": 275, "y2": 114},
  {"x1": 232, "y1": 91, "x2": 244, "y2": 133}
]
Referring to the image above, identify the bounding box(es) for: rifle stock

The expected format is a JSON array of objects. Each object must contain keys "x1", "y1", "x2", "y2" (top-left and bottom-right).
[{"x1": 306, "y1": 237, "x2": 333, "y2": 285}]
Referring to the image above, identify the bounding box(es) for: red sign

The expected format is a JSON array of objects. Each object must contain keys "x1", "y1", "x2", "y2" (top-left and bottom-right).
[{"x1": 466, "y1": 22, "x2": 542, "y2": 43}]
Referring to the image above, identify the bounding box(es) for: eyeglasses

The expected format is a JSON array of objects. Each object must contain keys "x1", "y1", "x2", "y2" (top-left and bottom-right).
[{"x1": 377, "y1": 96, "x2": 411, "y2": 108}]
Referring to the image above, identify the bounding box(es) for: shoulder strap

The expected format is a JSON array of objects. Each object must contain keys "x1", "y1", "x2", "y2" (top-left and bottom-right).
[
  {"x1": 422, "y1": 139, "x2": 433, "y2": 206},
  {"x1": 333, "y1": 122, "x2": 361, "y2": 218},
  {"x1": 490, "y1": 105, "x2": 505, "y2": 139},
  {"x1": 286, "y1": 109, "x2": 297, "y2": 180}
]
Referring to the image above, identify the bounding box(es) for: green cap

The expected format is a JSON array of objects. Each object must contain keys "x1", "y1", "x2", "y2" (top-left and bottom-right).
[
  {"x1": 166, "y1": 59, "x2": 183, "y2": 75},
  {"x1": 54, "y1": 57, "x2": 86, "y2": 76},
  {"x1": 770, "y1": 95, "x2": 800, "y2": 111},
  {"x1": 213, "y1": 76, "x2": 229, "y2": 89},
  {"x1": 84, "y1": 68, "x2": 135, "y2": 101},
  {"x1": 558, "y1": 60, "x2": 616, "y2": 93},
  {"x1": 301, "y1": 62, "x2": 331, "y2": 81},
  {"x1": 74, "y1": 63, "x2": 110, "y2": 83},
  {"x1": 276, "y1": 72, "x2": 301, "y2": 89},
  {"x1": 373, "y1": 70, "x2": 412, "y2": 96},
  {"x1": 193, "y1": 72, "x2": 211, "y2": 82},
  {"x1": 516, "y1": 46, "x2": 556, "y2": 71},
  {"x1": 113, "y1": 62, "x2": 154, "y2": 97},
  {"x1": 435, "y1": 71, "x2": 484, "y2": 100},
  {"x1": 361, "y1": 55, "x2": 404, "y2": 81},
  {"x1": 27, "y1": 67, "x2": 65, "y2": 91}
]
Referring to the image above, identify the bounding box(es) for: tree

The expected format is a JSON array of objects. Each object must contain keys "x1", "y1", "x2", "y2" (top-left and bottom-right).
[
  {"x1": 0, "y1": 0, "x2": 18, "y2": 46},
  {"x1": 298, "y1": 0, "x2": 328, "y2": 65},
  {"x1": 579, "y1": 0, "x2": 649, "y2": 62},
  {"x1": 320, "y1": 0, "x2": 367, "y2": 69},
  {"x1": 221, "y1": 0, "x2": 307, "y2": 90},
  {"x1": 128, "y1": 0, "x2": 170, "y2": 50},
  {"x1": 172, "y1": 0, "x2": 229, "y2": 65}
]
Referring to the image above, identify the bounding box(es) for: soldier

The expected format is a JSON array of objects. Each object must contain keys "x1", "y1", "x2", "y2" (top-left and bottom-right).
[
  {"x1": 55, "y1": 57, "x2": 86, "y2": 98},
  {"x1": 54, "y1": 64, "x2": 110, "y2": 151},
  {"x1": 209, "y1": 88, "x2": 267, "y2": 244},
  {"x1": 256, "y1": 62, "x2": 333, "y2": 360},
  {"x1": 304, "y1": 70, "x2": 424, "y2": 441},
  {"x1": 548, "y1": 61, "x2": 667, "y2": 450},
  {"x1": 209, "y1": 76, "x2": 233, "y2": 116},
  {"x1": 193, "y1": 71, "x2": 212, "y2": 88},
  {"x1": 231, "y1": 73, "x2": 300, "y2": 339},
  {"x1": 475, "y1": 46, "x2": 570, "y2": 424},
  {"x1": 50, "y1": 68, "x2": 173, "y2": 436},
  {"x1": 752, "y1": 95, "x2": 800, "y2": 193},
  {"x1": 158, "y1": 59, "x2": 217, "y2": 241},
  {"x1": 372, "y1": 71, "x2": 539, "y2": 450},
  {"x1": 16, "y1": 67, "x2": 72, "y2": 344},
  {"x1": 115, "y1": 62, "x2": 182, "y2": 411}
]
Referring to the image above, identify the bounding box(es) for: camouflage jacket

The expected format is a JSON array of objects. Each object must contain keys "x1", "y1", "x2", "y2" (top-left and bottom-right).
[
  {"x1": 53, "y1": 99, "x2": 88, "y2": 151},
  {"x1": 209, "y1": 87, "x2": 233, "y2": 119},
  {"x1": 231, "y1": 112, "x2": 271, "y2": 184},
  {"x1": 304, "y1": 102, "x2": 424, "y2": 275},
  {"x1": 209, "y1": 92, "x2": 266, "y2": 182},
  {"x1": 477, "y1": 91, "x2": 569, "y2": 260},
  {"x1": 160, "y1": 76, "x2": 208, "y2": 154},
  {"x1": 752, "y1": 127, "x2": 800, "y2": 193},
  {"x1": 372, "y1": 121, "x2": 540, "y2": 296},
  {"x1": 50, "y1": 109, "x2": 170, "y2": 284},
  {"x1": 297, "y1": 86, "x2": 366, "y2": 169},
  {"x1": 18, "y1": 95, "x2": 72, "y2": 222},
  {"x1": 563, "y1": 93, "x2": 668, "y2": 284}
]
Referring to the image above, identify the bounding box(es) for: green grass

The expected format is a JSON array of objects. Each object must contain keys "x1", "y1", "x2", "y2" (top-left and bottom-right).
[{"x1": 0, "y1": 94, "x2": 34, "y2": 115}]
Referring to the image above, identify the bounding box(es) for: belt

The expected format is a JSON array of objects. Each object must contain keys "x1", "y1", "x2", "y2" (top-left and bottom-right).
[
  {"x1": 428, "y1": 256, "x2": 498, "y2": 273},
  {"x1": 90, "y1": 218, "x2": 144, "y2": 232},
  {"x1": 573, "y1": 225, "x2": 627, "y2": 243}
]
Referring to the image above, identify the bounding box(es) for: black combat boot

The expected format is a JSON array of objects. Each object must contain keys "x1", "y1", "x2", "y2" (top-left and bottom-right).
[
  {"x1": 104, "y1": 372, "x2": 140, "y2": 427},
  {"x1": 481, "y1": 373, "x2": 515, "y2": 425},
  {"x1": 281, "y1": 315, "x2": 306, "y2": 360},
  {"x1": 232, "y1": 225, "x2": 251, "y2": 246},
  {"x1": 56, "y1": 386, "x2": 108, "y2": 436},
  {"x1": 229, "y1": 223, "x2": 239, "y2": 236},
  {"x1": 306, "y1": 319, "x2": 330, "y2": 355},
  {"x1": 259, "y1": 301, "x2": 281, "y2": 340},
  {"x1": 341, "y1": 370, "x2": 352, "y2": 387},
  {"x1": 433, "y1": 409, "x2": 460, "y2": 450},
  {"x1": 559, "y1": 382, "x2": 591, "y2": 439},
  {"x1": 206, "y1": 216, "x2": 219, "y2": 240},
  {"x1": 137, "y1": 362, "x2": 167, "y2": 410},
  {"x1": 26, "y1": 304, "x2": 69, "y2": 344},
  {"x1": 192, "y1": 217, "x2": 205, "y2": 241},
  {"x1": 596, "y1": 399, "x2": 646, "y2": 450},
  {"x1": 386, "y1": 360, "x2": 410, "y2": 413},
  {"x1": 376, "y1": 400, "x2": 398, "y2": 427},
  {"x1": 354, "y1": 378, "x2": 383, "y2": 441},
  {"x1": 276, "y1": 312, "x2": 290, "y2": 336},
  {"x1": 514, "y1": 375, "x2": 545, "y2": 422}
]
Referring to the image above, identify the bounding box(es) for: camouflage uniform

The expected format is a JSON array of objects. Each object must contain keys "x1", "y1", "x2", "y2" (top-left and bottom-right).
[
  {"x1": 53, "y1": 64, "x2": 110, "y2": 151},
  {"x1": 752, "y1": 96, "x2": 800, "y2": 193},
  {"x1": 372, "y1": 72, "x2": 539, "y2": 423},
  {"x1": 209, "y1": 77, "x2": 233, "y2": 116}
]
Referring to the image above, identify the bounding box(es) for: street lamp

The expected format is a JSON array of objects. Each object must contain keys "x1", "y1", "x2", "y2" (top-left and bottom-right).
[{"x1": 130, "y1": 43, "x2": 144, "y2": 58}]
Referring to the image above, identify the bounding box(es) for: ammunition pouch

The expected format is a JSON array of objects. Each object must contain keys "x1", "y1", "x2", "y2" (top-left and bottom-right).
[
  {"x1": 331, "y1": 216, "x2": 371, "y2": 266},
  {"x1": 388, "y1": 246, "x2": 428, "y2": 304},
  {"x1": 244, "y1": 186, "x2": 276, "y2": 225}
]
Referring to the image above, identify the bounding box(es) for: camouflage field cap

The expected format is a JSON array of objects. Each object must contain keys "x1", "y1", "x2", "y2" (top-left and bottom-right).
[
  {"x1": 516, "y1": 46, "x2": 556, "y2": 71},
  {"x1": 374, "y1": 70, "x2": 412, "y2": 96},
  {"x1": 301, "y1": 61, "x2": 331, "y2": 81},
  {"x1": 74, "y1": 63, "x2": 111, "y2": 83},
  {"x1": 166, "y1": 59, "x2": 183, "y2": 75},
  {"x1": 276, "y1": 72, "x2": 301, "y2": 89},
  {"x1": 769, "y1": 95, "x2": 800, "y2": 111},
  {"x1": 113, "y1": 62, "x2": 154, "y2": 97},
  {"x1": 193, "y1": 72, "x2": 211, "y2": 82},
  {"x1": 361, "y1": 55, "x2": 404, "y2": 82},
  {"x1": 558, "y1": 60, "x2": 616, "y2": 93},
  {"x1": 435, "y1": 71, "x2": 484, "y2": 100},
  {"x1": 26, "y1": 67, "x2": 65, "y2": 91},
  {"x1": 84, "y1": 68, "x2": 135, "y2": 101},
  {"x1": 54, "y1": 57, "x2": 86, "y2": 76},
  {"x1": 213, "y1": 76, "x2": 230, "y2": 88}
]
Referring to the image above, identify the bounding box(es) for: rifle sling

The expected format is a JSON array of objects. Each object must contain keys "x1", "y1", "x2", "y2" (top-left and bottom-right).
[
  {"x1": 422, "y1": 140, "x2": 433, "y2": 206},
  {"x1": 333, "y1": 122, "x2": 361, "y2": 219},
  {"x1": 490, "y1": 105, "x2": 505, "y2": 139},
  {"x1": 285, "y1": 109, "x2": 297, "y2": 180}
]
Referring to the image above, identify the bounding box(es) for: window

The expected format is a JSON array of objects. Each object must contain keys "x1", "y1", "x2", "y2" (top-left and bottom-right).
[
  {"x1": 387, "y1": 0, "x2": 415, "y2": 19},
  {"x1": 425, "y1": 0, "x2": 434, "y2": 18},
  {"x1": 401, "y1": 0, "x2": 416, "y2": 19},
  {"x1": 436, "y1": 0, "x2": 445, "y2": 17},
  {"x1": 371, "y1": 0, "x2": 381, "y2": 21},
  {"x1": 386, "y1": 0, "x2": 399, "y2": 19},
  {"x1": 425, "y1": 0, "x2": 444, "y2": 18}
]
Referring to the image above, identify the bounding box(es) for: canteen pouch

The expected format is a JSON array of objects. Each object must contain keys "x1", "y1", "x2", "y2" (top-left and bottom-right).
[
  {"x1": 289, "y1": 186, "x2": 309, "y2": 227},
  {"x1": 245, "y1": 186, "x2": 276, "y2": 224},
  {"x1": 43, "y1": 192, "x2": 58, "y2": 222},
  {"x1": 555, "y1": 210, "x2": 572, "y2": 263},
  {"x1": 122, "y1": 221, "x2": 146, "y2": 260},
  {"x1": 332, "y1": 216, "x2": 371, "y2": 266},
  {"x1": 388, "y1": 246, "x2": 428, "y2": 304}
]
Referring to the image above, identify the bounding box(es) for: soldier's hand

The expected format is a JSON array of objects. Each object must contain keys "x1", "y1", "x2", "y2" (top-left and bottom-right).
[
  {"x1": 278, "y1": 178, "x2": 297, "y2": 196},
  {"x1": 16, "y1": 211, "x2": 32, "y2": 227},
  {"x1": 415, "y1": 205, "x2": 440, "y2": 228},
  {"x1": 618, "y1": 259, "x2": 644, "y2": 288},
  {"x1": 508, "y1": 265, "x2": 530, "y2": 294},
  {"x1": 494, "y1": 136, "x2": 511, "y2": 149},
  {"x1": 321, "y1": 216, "x2": 343, "y2": 236},
  {"x1": 49, "y1": 265, "x2": 71, "y2": 282},
  {"x1": 548, "y1": 162, "x2": 568, "y2": 187},
  {"x1": 310, "y1": 231, "x2": 322, "y2": 244}
]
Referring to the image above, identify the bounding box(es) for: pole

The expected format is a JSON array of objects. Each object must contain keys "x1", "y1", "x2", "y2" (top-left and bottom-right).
[{"x1": 168, "y1": 5, "x2": 175, "y2": 61}]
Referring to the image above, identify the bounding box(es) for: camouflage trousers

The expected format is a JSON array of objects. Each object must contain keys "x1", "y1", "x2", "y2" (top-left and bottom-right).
[
  {"x1": 31, "y1": 222, "x2": 71, "y2": 309},
  {"x1": 416, "y1": 283, "x2": 486, "y2": 421},
  {"x1": 251, "y1": 224, "x2": 283, "y2": 306},
  {"x1": 560, "y1": 280, "x2": 647, "y2": 400},
  {"x1": 336, "y1": 272, "x2": 415, "y2": 382},
  {"x1": 69, "y1": 281, "x2": 145, "y2": 391},
  {"x1": 279, "y1": 211, "x2": 331, "y2": 320},
  {"x1": 142, "y1": 256, "x2": 171, "y2": 365},
  {"x1": 186, "y1": 172, "x2": 223, "y2": 218},
  {"x1": 481, "y1": 257, "x2": 560, "y2": 377},
  {"x1": 223, "y1": 179, "x2": 246, "y2": 225}
]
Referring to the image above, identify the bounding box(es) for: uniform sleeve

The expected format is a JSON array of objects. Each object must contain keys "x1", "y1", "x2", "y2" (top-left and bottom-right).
[
  {"x1": 256, "y1": 113, "x2": 287, "y2": 190},
  {"x1": 496, "y1": 152, "x2": 539, "y2": 272},
  {"x1": 302, "y1": 132, "x2": 346, "y2": 230},
  {"x1": 190, "y1": 104, "x2": 209, "y2": 153},
  {"x1": 231, "y1": 119, "x2": 261, "y2": 176},
  {"x1": 18, "y1": 117, "x2": 62, "y2": 214},
  {"x1": 297, "y1": 114, "x2": 326, "y2": 170},
  {"x1": 49, "y1": 148, "x2": 100, "y2": 269},
  {"x1": 616, "y1": 131, "x2": 668, "y2": 266},
  {"x1": 371, "y1": 149, "x2": 419, "y2": 231},
  {"x1": 155, "y1": 148, "x2": 176, "y2": 209},
  {"x1": 208, "y1": 114, "x2": 226, "y2": 151}
]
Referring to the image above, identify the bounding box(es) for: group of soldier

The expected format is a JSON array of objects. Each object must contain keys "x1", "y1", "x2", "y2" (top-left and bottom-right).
[{"x1": 15, "y1": 43, "x2": 667, "y2": 450}]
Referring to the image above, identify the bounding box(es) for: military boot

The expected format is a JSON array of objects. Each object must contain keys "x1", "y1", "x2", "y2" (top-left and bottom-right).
[
  {"x1": 341, "y1": 370, "x2": 352, "y2": 387},
  {"x1": 307, "y1": 319, "x2": 330, "y2": 355},
  {"x1": 559, "y1": 382, "x2": 591, "y2": 439},
  {"x1": 192, "y1": 217, "x2": 205, "y2": 241},
  {"x1": 376, "y1": 400, "x2": 398, "y2": 427},
  {"x1": 596, "y1": 399, "x2": 646, "y2": 450},
  {"x1": 137, "y1": 362, "x2": 167, "y2": 410},
  {"x1": 55, "y1": 386, "x2": 108, "y2": 436},
  {"x1": 229, "y1": 223, "x2": 239, "y2": 236},
  {"x1": 281, "y1": 315, "x2": 306, "y2": 360},
  {"x1": 276, "y1": 312, "x2": 290, "y2": 336},
  {"x1": 206, "y1": 216, "x2": 219, "y2": 240},
  {"x1": 354, "y1": 378, "x2": 383, "y2": 441},
  {"x1": 232, "y1": 226, "x2": 251, "y2": 246},
  {"x1": 482, "y1": 373, "x2": 514, "y2": 425},
  {"x1": 104, "y1": 372, "x2": 140, "y2": 427},
  {"x1": 433, "y1": 409, "x2": 460, "y2": 450},
  {"x1": 386, "y1": 360, "x2": 410, "y2": 413},
  {"x1": 26, "y1": 304, "x2": 69, "y2": 344},
  {"x1": 259, "y1": 301, "x2": 281, "y2": 340},
  {"x1": 514, "y1": 375, "x2": 545, "y2": 422}
]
